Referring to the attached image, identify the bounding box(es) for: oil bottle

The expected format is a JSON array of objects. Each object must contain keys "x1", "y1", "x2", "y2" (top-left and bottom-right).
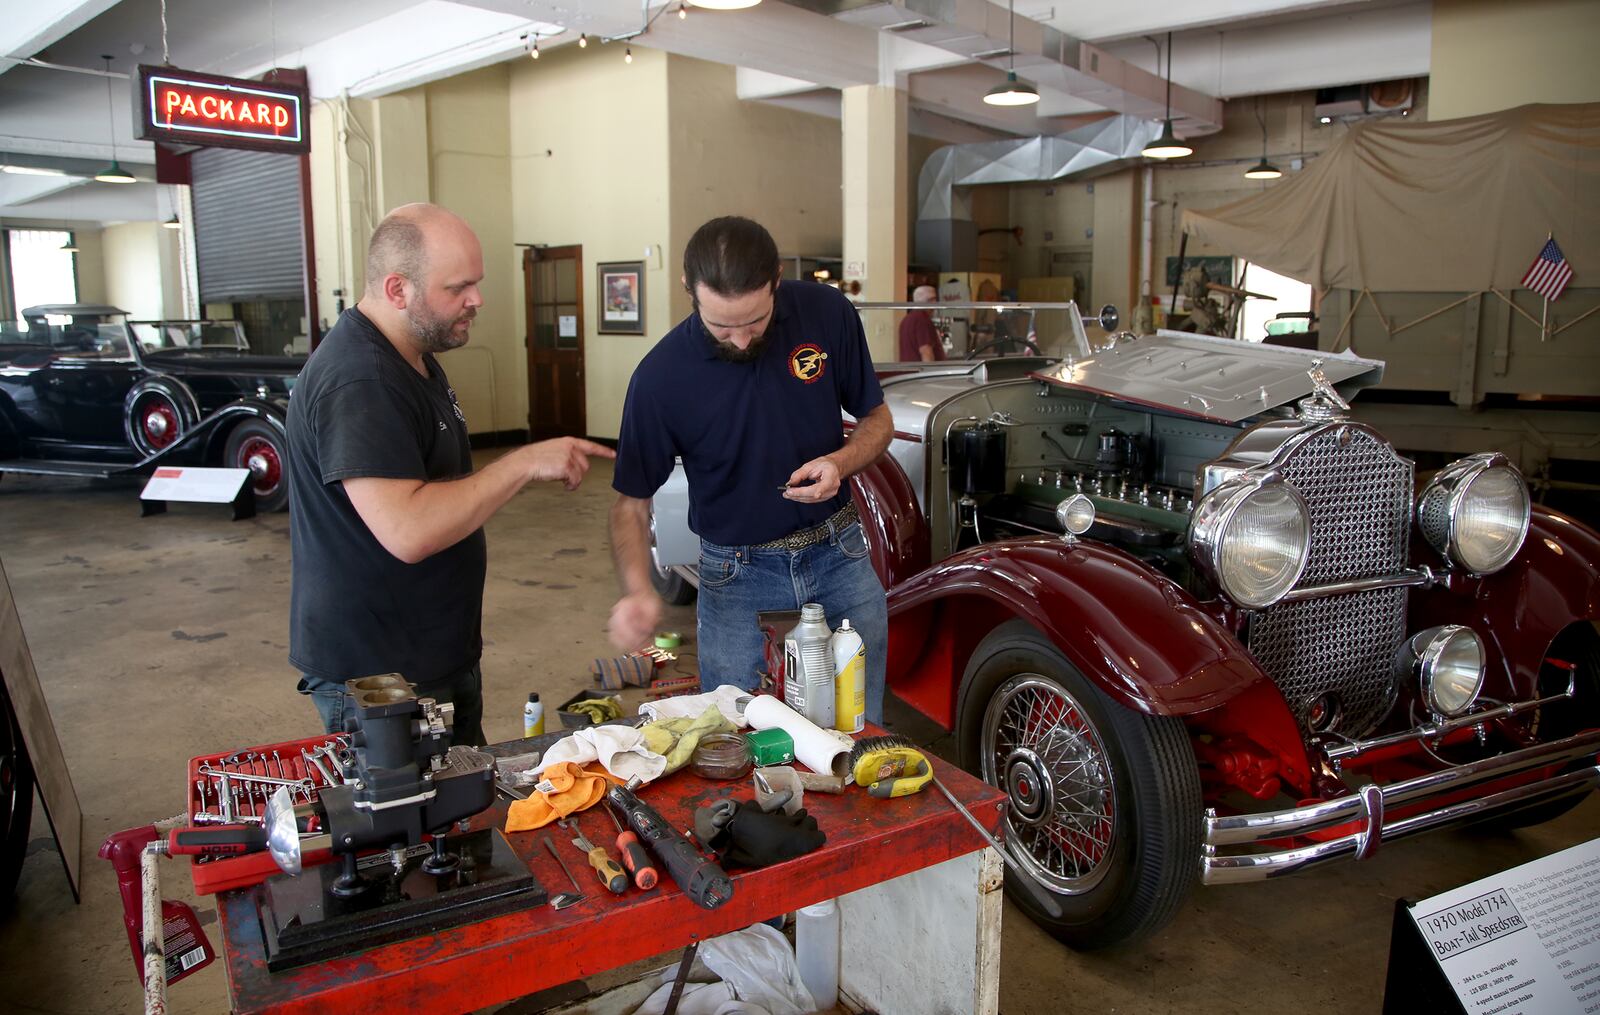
[{"x1": 783, "y1": 603, "x2": 835, "y2": 729}]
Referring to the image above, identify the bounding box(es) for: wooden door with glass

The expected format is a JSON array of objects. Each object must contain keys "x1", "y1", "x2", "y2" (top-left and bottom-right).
[{"x1": 523, "y1": 245, "x2": 586, "y2": 439}]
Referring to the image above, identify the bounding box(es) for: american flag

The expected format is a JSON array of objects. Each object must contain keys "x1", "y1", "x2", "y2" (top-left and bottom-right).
[{"x1": 1521, "y1": 237, "x2": 1574, "y2": 301}]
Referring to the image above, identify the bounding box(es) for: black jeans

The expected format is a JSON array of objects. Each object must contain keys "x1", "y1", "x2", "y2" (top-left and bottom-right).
[{"x1": 302, "y1": 663, "x2": 486, "y2": 747}]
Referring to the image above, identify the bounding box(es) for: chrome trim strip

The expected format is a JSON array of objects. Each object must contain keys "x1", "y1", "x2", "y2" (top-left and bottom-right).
[
  {"x1": 1205, "y1": 729, "x2": 1600, "y2": 847},
  {"x1": 1278, "y1": 565, "x2": 1439, "y2": 602},
  {"x1": 1201, "y1": 766, "x2": 1600, "y2": 884},
  {"x1": 1319, "y1": 676, "x2": 1576, "y2": 762}
]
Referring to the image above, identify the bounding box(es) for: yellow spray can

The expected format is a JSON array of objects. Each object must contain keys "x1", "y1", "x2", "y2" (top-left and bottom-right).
[{"x1": 831, "y1": 619, "x2": 865, "y2": 734}]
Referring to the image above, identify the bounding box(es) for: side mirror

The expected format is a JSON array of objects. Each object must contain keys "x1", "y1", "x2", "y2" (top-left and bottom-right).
[{"x1": 1097, "y1": 305, "x2": 1119, "y2": 332}]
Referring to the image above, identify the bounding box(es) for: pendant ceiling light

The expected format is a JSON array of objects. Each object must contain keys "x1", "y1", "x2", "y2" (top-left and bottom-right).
[
  {"x1": 60, "y1": 235, "x2": 80, "y2": 253},
  {"x1": 93, "y1": 55, "x2": 136, "y2": 184},
  {"x1": 1141, "y1": 33, "x2": 1192, "y2": 159},
  {"x1": 983, "y1": 0, "x2": 1039, "y2": 107},
  {"x1": 1243, "y1": 97, "x2": 1282, "y2": 179}
]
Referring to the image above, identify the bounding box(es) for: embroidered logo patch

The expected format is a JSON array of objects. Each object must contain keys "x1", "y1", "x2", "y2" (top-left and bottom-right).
[{"x1": 789, "y1": 344, "x2": 828, "y2": 383}]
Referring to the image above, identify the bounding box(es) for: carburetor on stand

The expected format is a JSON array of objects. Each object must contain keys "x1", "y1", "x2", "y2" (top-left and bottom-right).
[
  {"x1": 318, "y1": 673, "x2": 492, "y2": 892},
  {"x1": 251, "y1": 674, "x2": 543, "y2": 970}
]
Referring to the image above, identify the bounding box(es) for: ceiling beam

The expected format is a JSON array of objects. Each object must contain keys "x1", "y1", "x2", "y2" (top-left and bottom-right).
[{"x1": 0, "y1": 0, "x2": 121, "y2": 79}]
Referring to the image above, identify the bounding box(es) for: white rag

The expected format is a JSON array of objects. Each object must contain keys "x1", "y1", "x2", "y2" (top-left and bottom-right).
[
  {"x1": 532, "y1": 725, "x2": 667, "y2": 785},
  {"x1": 639, "y1": 684, "x2": 753, "y2": 729},
  {"x1": 633, "y1": 924, "x2": 817, "y2": 1015}
]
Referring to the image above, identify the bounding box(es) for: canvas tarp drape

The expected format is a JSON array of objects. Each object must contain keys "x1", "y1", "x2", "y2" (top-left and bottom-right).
[{"x1": 1180, "y1": 103, "x2": 1600, "y2": 293}]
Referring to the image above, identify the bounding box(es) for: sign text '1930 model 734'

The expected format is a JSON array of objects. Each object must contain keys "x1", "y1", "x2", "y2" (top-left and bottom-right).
[{"x1": 652, "y1": 304, "x2": 1600, "y2": 948}]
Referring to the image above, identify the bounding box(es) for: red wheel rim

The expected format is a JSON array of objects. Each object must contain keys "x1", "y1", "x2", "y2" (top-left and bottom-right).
[
  {"x1": 140, "y1": 398, "x2": 180, "y2": 450},
  {"x1": 238, "y1": 436, "x2": 282, "y2": 496}
]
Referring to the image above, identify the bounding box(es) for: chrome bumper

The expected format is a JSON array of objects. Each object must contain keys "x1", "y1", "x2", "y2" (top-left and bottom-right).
[{"x1": 1201, "y1": 730, "x2": 1600, "y2": 885}]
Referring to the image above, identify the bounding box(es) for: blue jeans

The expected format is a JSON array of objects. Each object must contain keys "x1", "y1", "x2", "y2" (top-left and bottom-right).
[
  {"x1": 696, "y1": 519, "x2": 887, "y2": 725},
  {"x1": 299, "y1": 663, "x2": 486, "y2": 746}
]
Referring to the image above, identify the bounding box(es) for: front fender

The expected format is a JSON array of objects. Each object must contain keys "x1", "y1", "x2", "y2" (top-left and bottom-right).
[
  {"x1": 1412, "y1": 505, "x2": 1600, "y2": 698},
  {"x1": 849, "y1": 454, "x2": 929, "y2": 589},
  {"x1": 886, "y1": 536, "x2": 1271, "y2": 725},
  {"x1": 198, "y1": 399, "x2": 288, "y2": 462}
]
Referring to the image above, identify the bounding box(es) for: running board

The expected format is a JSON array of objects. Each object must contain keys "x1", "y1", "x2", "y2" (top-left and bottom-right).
[{"x1": 0, "y1": 459, "x2": 130, "y2": 479}]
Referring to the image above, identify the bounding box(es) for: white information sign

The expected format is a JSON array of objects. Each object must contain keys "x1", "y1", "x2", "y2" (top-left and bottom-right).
[
  {"x1": 558, "y1": 315, "x2": 577, "y2": 338},
  {"x1": 844, "y1": 260, "x2": 865, "y2": 281},
  {"x1": 1410, "y1": 836, "x2": 1600, "y2": 1014},
  {"x1": 140, "y1": 466, "x2": 250, "y2": 504}
]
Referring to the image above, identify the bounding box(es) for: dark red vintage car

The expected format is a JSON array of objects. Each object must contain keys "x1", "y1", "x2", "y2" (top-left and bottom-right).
[{"x1": 652, "y1": 315, "x2": 1600, "y2": 948}]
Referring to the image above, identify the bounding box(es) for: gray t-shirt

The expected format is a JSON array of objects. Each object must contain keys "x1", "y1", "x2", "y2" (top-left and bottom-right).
[{"x1": 286, "y1": 307, "x2": 486, "y2": 687}]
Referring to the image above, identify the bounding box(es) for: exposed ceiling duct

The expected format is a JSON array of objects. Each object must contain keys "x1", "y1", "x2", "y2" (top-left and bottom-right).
[
  {"x1": 917, "y1": 114, "x2": 1160, "y2": 220},
  {"x1": 822, "y1": 0, "x2": 1223, "y2": 134}
]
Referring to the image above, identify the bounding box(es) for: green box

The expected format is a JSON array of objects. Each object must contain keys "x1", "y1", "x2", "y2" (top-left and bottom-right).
[{"x1": 743, "y1": 728, "x2": 795, "y2": 767}]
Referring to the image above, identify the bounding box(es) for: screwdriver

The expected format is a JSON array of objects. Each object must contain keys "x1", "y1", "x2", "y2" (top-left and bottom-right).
[
  {"x1": 606, "y1": 801, "x2": 658, "y2": 890},
  {"x1": 570, "y1": 818, "x2": 627, "y2": 894}
]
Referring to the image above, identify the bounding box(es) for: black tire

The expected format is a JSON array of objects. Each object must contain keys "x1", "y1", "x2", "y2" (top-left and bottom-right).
[
  {"x1": 222, "y1": 419, "x2": 289, "y2": 513},
  {"x1": 648, "y1": 504, "x2": 696, "y2": 605},
  {"x1": 651, "y1": 563, "x2": 697, "y2": 606},
  {"x1": 0, "y1": 681, "x2": 35, "y2": 908},
  {"x1": 956, "y1": 620, "x2": 1201, "y2": 949},
  {"x1": 126, "y1": 388, "x2": 187, "y2": 457},
  {"x1": 1477, "y1": 624, "x2": 1600, "y2": 831}
]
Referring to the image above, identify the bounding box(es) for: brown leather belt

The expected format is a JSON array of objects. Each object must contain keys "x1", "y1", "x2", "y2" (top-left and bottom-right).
[{"x1": 750, "y1": 501, "x2": 859, "y2": 552}]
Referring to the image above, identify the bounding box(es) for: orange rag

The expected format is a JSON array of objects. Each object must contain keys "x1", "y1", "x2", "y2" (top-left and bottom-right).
[{"x1": 504, "y1": 761, "x2": 623, "y2": 832}]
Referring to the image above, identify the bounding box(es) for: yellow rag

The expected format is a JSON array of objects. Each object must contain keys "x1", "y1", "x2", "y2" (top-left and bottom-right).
[
  {"x1": 640, "y1": 705, "x2": 736, "y2": 774},
  {"x1": 503, "y1": 761, "x2": 622, "y2": 833}
]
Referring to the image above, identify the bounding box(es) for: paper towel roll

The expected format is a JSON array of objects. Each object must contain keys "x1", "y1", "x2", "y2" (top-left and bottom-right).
[{"x1": 745, "y1": 694, "x2": 854, "y2": 778}]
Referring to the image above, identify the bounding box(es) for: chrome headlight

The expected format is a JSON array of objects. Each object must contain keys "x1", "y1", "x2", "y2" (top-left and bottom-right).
[
  {"x1": 1417, "y1": 453, "x2": 1530, "y2": 575},
  {"x1": 1056, "y1": 494, "x2": 1095, "y2": 540},
  {"x1": 1396, "y1": 625, "x2": 1486, "y2": 717},
  {"x1": 1189, "y1": 475, "x2": 1312, "y2": 609}
]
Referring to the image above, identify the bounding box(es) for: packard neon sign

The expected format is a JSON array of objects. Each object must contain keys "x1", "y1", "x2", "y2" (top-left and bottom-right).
[{"x1": 137, "y1": 66, "x2": 309, "y2": 155}]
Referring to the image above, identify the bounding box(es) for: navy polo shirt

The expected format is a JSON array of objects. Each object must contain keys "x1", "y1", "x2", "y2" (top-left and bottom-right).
[{"x1": 613, "y1": 281, "x2": 883, "y2": 546}]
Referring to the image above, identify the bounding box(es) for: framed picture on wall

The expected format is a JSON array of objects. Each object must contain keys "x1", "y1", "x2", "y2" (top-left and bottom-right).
[{"x1": 597, "y1": 261, "x2": 646, "y2": 335}]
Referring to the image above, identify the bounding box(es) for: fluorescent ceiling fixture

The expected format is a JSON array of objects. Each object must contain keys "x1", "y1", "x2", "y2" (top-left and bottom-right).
[
  {"x1": 692, "y1": 0, "x2": 762, "y2": 8},
  {"x1": 3, "y1": 164, "x2": 66, "y2": 176},
  {"x1": 984, "y1": 71, "x2": 1039, "y2": 106}
]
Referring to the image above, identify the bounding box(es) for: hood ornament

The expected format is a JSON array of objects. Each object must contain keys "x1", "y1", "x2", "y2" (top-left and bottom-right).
[{"x1": 1297, "y1": 367, "x2": 1351, "y2": 422}]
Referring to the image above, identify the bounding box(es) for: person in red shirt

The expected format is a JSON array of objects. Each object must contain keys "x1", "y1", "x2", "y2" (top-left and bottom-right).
[{"x1": 896, "y1": 285, "x2": 945, "y2": 361}]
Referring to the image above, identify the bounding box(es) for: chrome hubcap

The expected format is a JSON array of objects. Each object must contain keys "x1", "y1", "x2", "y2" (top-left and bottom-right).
[
  {"x1": 1004, "y1": 748, "x2": 1056, "y2": 827},
  {"x1": 981, "y1": 674, "x2": 1116, "y2": 894},
  {"x1": 246, "y1": 453, "x2": 269, "y2": 479},
  {"x1": 146, "y1": 413, "x2": 168, "y2": 437}
]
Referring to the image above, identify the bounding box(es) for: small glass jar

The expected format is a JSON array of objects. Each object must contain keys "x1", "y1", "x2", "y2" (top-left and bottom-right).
[{"x1": 691, "y1": 733, "x2": 754, "y2": 780}]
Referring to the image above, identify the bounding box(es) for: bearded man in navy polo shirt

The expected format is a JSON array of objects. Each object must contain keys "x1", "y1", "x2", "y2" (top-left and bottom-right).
[{"x1": 607, "y1": 217, "x2": 894, "y2": 723}]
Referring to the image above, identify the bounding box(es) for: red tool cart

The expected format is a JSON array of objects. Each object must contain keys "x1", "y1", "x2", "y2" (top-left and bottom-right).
[{"x1": 210, "y1": 737, "x2": 1005, "y2": 1015}]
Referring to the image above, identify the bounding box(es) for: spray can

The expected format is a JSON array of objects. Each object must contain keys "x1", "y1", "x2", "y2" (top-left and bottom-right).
[
  {"x1": 523, "y1": 692, "x2": 544, "y2": 738},
  {"x1": 783, "y1": 603, "x2": 835, "y2": 729},
  {"x1": 831, "y1": 619, "x2": 865, "y2": 734}
]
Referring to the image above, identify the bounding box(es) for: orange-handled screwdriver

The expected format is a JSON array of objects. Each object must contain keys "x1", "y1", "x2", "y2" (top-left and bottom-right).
[
  {"x1": 571, "y1": 819, "x2": 627, "y2": 894},
  {"x1": 606, "y1": 801, "x2": 658, "y2": 889}
]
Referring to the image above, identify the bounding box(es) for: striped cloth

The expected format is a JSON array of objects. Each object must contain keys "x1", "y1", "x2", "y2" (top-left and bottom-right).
[{"x1": 1521, "y1": 237, "x2": 1574, "y2": 301}]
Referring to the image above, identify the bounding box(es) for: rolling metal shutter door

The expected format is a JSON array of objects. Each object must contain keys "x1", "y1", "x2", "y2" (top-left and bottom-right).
[{"x1": 191, "y1": 148, "x2": 303, "y2": 303}]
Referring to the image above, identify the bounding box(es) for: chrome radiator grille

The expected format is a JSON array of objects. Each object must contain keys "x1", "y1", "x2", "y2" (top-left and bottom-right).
[{"x1": 1245, "y1": 425, "x2": 1415, "y2": 736}]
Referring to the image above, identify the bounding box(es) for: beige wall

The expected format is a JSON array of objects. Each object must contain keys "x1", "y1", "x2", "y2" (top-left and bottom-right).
[
  {"x1": 669, "y1": 55, "x2": 844, "y2": 323},
  {"x1": 508, "y1": 45, "x2": 673, "y2": 442},
  {"x1": 102, "y1": 222, "x2": 176, "y2": 321},
  {"x1": 426, "y1": 65, "x2": 518, "y2": 436},
  {"x1": 1431, "y1": 0, "x2": 1600, "y2": 120},
  {"x1": 71, "y1": 227, "x2": 106, "y2": 305},
  {"x1": 309, "y1": 47, "x2": 844, "y2": 440}
]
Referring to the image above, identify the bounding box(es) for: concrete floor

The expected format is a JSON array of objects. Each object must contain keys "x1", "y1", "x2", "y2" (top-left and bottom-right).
[{"x1": 0, "y1": 454, "x2": 1595, "y2": 1014}]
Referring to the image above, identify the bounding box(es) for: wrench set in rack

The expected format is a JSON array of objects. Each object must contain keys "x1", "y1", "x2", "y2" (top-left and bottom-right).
[{"x1": 184, "y1": 733, "x2": 350, "y2": 895}]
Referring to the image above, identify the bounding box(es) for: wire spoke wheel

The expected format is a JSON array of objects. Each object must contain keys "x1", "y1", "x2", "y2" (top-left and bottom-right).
[
  {"x1": 958, "y1": 620, "x2": 1201, "y2": 948},
  {"x1": 983, "y1": 675, "x2": 1116, "y2": 893}
]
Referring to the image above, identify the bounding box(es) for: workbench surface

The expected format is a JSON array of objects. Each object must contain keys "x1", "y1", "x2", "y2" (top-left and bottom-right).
[{"x1": 217, "y1": 731, "x2": 1005, "y2": 1014}]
